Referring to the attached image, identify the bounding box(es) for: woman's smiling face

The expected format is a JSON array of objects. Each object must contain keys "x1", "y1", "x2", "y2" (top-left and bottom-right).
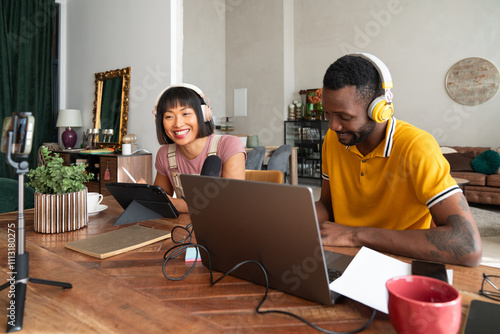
[{"x1": 162, "y1": 102, "x2": 200, "y2": 145}]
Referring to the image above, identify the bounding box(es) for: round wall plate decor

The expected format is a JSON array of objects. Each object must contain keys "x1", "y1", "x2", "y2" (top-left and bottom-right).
[{"x1": 445, "y1": 57, "x2": 499, "y2": 106}]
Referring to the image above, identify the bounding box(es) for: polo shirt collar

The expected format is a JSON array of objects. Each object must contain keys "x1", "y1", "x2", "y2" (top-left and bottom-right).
[
  {"x1": 346, "y1": 116, "x2": 397, "y2": 158},
  {"x1": 383, "y1": 116, "x2": 396, "y2": 157}
]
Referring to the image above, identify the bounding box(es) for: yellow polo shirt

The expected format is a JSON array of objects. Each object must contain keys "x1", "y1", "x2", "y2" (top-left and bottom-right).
[{"x1": 321, "y1": 117, "x2": 461, "y2": 230}]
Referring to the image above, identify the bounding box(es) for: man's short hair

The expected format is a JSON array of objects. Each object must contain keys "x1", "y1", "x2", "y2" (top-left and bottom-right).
[{"x1": 323, "y1": 55, "x2": 384, "y2": 106}]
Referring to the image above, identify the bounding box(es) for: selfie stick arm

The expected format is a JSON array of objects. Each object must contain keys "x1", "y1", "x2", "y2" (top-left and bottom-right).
[{"x1": 0, "y1": 114, "x2": 72, "y2": 333}]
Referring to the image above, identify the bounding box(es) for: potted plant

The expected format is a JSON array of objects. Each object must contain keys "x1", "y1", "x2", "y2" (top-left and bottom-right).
[{"x1": 26, "y1": 146, "x2": 94, "y2": 233}]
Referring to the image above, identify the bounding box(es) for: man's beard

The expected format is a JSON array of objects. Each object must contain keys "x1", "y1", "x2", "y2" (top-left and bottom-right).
[{"x1": 336, "y1": 119, "x2": 377, "y2": 146}]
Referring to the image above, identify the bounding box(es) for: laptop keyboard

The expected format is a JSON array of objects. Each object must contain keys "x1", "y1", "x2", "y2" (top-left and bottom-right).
[{"x1": 328, "y1": 268, "x2": 342, "y2": 283}]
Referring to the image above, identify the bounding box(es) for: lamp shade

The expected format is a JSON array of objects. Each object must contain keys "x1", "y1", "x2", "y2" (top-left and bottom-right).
[{"x1": 56, "y1": 109, "x2": 83, "y2": 128}]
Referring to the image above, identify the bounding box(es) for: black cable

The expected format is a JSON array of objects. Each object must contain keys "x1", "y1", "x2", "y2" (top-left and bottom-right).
[
  {"x1": 161, "y1": 223, "x2": 204, "y2": 281},
  {"x1": 162, "y1": 243, "x2": 213, "y2": 282},
  {"x1": 214, "y1": 259, "x2": 376, "y2": 334},
  {"x1": 170, "y1": 223, "x2": 193, "y2": 244},
  {"x1": 162, "y1": 239, "x2": 376, "y2": 333},
  {"x1": 173, "y1": 196, "x2": 193, "y2": 245},
  {"x1": 164, "y1": 222, "x2": 194, "y2": 260}
]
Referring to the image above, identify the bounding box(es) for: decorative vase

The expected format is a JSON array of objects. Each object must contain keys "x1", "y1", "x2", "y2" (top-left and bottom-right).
[
  {"x1": 306, "y1": 103, "x2": 314, "y2": 120},
  {"x1": 34, "y1": 188, "x2": 88, "y2": 233},
  {"x1": 246, "y1": 135, "x2": 259, "y2": 148}
]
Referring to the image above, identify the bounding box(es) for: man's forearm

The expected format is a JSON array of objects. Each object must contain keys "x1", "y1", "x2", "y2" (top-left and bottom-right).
[
  {"x1": 353, "y1": 225, "x2": 482, "y2": 267},
  {"x1": 315, "y1": 200, "x2": 333, "y2": 223}
]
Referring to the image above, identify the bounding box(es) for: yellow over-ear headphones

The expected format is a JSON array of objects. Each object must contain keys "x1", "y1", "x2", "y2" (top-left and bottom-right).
[
  {"x1": 349, "y1": 53, "x2": 394, "y2": 123},
  {"x1": 154, "y1": 83, "x2": 213, "y2": 122}
]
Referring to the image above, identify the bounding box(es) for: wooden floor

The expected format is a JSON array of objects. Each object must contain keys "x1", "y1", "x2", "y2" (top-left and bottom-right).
[{"x1": 1, "y1": 196, "x2": 499, "y2": 333}]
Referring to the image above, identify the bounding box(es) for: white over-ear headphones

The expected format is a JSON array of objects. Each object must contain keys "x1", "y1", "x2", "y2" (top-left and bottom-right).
[
  {"x1": 154, "y1": 83, "x2": 213, "y2": 122},
  {"x1": 349, "y1": 52, "x2": 394, "y2": 123}
]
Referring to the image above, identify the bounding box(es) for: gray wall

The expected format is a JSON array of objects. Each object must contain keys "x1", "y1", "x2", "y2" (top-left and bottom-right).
[
  {"x1": 183, "y1": 0, "x2": 226, "y2": 123},
  {"x1": 222, "y1": 0, "x2": 500, "y2": 147},
  {"x1": 292, "y1": 0, "x2": 500, "y2": 146},
  {"x1": 63, "y1": 0, "x2": 500, "y2": 179},
  {"x1": 225, "y1": 0, "x2": 286, "y2": 146},
  {"x1": 63, "y1": 0, "x2": 172, "y2": 165}
]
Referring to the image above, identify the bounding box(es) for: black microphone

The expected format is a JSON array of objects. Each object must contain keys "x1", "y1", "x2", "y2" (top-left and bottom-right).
[{"x1": 200, "y1": 155, "x2": 222, "y2": 177}]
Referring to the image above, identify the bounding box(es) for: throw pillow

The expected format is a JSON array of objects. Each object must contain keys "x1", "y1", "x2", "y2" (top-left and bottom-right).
[
  {"x1": 440, "y1": 146, "x2": 458, "y2": 154},
  {"x1": 443, "y1": 152, "x2": 475, "y2": 172},
  {"x1": 489, "y1": 147, "x2": 500, "y2": 174},
  {"x1": 471, "y1": 150, "x2": 500, "y2": 175}
]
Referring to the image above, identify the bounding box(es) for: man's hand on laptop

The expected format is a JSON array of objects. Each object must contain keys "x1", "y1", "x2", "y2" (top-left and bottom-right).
[
  {"x1": 320, "y1": 221, "x2": 359, "y2": 247},
  {"x1": 136, "y1": 178, "x2": 147, "y2": 184}
]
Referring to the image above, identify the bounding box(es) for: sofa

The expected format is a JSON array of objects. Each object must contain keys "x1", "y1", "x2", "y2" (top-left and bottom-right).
[{"x1": 442, "y1": 146, "x2": 500, "y2": 205}]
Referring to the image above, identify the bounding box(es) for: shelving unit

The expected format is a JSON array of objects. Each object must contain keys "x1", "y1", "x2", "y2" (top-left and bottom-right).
[{"x1": 284, "y1": 120, "x2": 328, "y2": 181}]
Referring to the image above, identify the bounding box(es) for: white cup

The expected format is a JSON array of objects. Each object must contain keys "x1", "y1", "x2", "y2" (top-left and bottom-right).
[
  {"x1": 87, "y1": 192, "x2": 103, "y2": 212},
  {"x1": 122, "y1": 143, "x2": 132, "y2": 155}
]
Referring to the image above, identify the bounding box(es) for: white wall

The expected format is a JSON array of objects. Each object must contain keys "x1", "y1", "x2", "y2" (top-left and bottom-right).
[
  {"x1": 293, "y1": 0, "x2": 500, "y2": 146},
  {"x1": 63, "y1": 0, "x2": 500, "y2": 171},
  {"x1": 222, "y1": 0, "x2": 500, "y2": 147},
  {"x1": 64, "y1": 0, "x2": 171, "y2": 177},
  {"x1": 183, "y1": 0, "x2": 226, "y2": 122},
  {"x1": 225, "y1": 0, "x2": 286, "y2": 146}
]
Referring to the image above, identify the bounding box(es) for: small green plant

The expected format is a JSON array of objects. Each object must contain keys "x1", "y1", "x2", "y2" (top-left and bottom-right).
[{"x1": 26, "y1": 146, "x2": 94, "y2": 194}]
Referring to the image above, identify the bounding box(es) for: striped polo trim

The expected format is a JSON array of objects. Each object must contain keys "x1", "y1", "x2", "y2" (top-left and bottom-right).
[
  {"x1": 383, "y1": 116, "x2": 396, "y2": 157},
  {"x1": 426, "y1": 186, "x2": 462, "y2": 208}
]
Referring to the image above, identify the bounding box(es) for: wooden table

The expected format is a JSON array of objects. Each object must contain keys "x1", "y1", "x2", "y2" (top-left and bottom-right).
[
  {"x1": 1, "y1": 197, "x2": 499, "y2": 333},
  {"x1": 245, "y1": 146, "x2": 299, "y2": 185},
  {"x1": 454, "y1": 177, "x2": 471, "y2": 193}
]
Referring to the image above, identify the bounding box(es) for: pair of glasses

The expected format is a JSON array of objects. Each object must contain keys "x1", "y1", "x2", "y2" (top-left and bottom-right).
[{"x1": 479, "y1": 273, "x2": 500, "y2": 301}]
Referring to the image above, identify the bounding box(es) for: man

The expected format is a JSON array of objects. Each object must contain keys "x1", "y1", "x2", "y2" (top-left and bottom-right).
[{"x1": 316, "y1": 53, "x2": 482, "y2": 267}]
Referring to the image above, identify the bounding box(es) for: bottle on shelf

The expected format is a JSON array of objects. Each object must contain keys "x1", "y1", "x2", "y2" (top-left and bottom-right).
[
  {"x1": 295, "y1": 102, "x2": 302, "y2": 120},
  {"x1": 220, "y1": 117, "x2": 234, "y2": 132}
]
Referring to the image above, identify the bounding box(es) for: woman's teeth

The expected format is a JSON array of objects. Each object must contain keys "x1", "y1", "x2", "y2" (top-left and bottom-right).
[{"x1": 175, "y1": 129, "x2": 189, "y2": 136}]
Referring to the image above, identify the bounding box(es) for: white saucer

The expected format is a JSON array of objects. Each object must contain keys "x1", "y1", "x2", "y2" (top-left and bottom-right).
[{"x1": 88, "y1": 204, "x2": 108, "y2": 216}]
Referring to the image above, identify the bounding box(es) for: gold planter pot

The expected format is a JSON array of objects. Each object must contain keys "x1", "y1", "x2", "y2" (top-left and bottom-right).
[{"x1": 34, "y1": 188, "x2": 88, "y2": 233}]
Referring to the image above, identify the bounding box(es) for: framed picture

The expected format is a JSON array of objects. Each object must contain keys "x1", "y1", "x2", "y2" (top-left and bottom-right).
[
  {"x1": 305, "y1": 88, "x2": 322, "y2": 105},
  {"x1": 300, "y1": 88, "x2": 323, "y2": 120}
]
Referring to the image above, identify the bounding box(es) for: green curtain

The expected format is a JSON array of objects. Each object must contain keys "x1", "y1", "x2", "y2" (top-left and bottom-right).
[{"x1": 0, "y1": 0, "x2": 56, "y2": 179}]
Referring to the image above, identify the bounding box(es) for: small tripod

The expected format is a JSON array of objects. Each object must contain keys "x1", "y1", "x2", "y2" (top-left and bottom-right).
[{"x1": 1, "y1": 113, "x2": 72, "y2": 332}]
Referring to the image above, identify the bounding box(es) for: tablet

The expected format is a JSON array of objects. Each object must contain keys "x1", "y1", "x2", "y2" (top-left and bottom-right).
[{"x1": 105, "y1": 182, "x2": 179, "y2": 225}]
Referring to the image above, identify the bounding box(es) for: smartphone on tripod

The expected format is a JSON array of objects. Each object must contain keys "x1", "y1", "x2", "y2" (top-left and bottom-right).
[{"x1": 1, "y1": 112, "x2": 35, "y2": 156}]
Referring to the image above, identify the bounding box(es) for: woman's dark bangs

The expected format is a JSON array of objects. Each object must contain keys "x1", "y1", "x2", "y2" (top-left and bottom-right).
[{"x1": 161, "y1": 87, "x2": 199, "y2": 113}]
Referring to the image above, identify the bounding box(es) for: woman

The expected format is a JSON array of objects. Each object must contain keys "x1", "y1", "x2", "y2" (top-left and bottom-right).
[{"x1": 151, "y1": 83, "x2": 246, "y2": 213}]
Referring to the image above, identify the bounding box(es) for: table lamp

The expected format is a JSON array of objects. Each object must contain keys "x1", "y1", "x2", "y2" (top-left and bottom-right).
[{"x1": 56, "y1": 109, "x2": 83, "y2": 149}]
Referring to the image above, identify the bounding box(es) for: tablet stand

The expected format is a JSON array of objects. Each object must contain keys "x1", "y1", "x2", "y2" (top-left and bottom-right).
[
  {"x1": 114, "y1": 200, "x2": 166, "y2": 225},
  {"x1": 0, "y1": 124, "x2": 72, "y2": 332}
]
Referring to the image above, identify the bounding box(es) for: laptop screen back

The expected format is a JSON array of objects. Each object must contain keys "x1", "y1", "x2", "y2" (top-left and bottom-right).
[{"x1": 180, "y1": 174, "x2": 335, "y2": 305}]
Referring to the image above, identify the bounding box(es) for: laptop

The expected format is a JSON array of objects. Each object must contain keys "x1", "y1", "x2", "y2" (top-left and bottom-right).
[{"x1": 180, "y1": 174, "x2": 354, "y2": 305}]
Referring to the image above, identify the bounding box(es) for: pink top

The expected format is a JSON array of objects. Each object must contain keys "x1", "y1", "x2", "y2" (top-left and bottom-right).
[{"x1": 155, "y1": 134, "x2": 246, "y2": 188}]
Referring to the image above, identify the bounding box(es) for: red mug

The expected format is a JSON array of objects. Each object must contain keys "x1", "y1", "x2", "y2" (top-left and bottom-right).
[{"x1": 386, "y1": 275, "x2": 462, "y2": 334}]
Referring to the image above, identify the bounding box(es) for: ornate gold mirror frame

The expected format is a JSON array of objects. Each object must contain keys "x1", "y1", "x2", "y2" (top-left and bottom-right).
[{"x1": 92, "y1": 66, "x2": 131, "y2": 148}]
